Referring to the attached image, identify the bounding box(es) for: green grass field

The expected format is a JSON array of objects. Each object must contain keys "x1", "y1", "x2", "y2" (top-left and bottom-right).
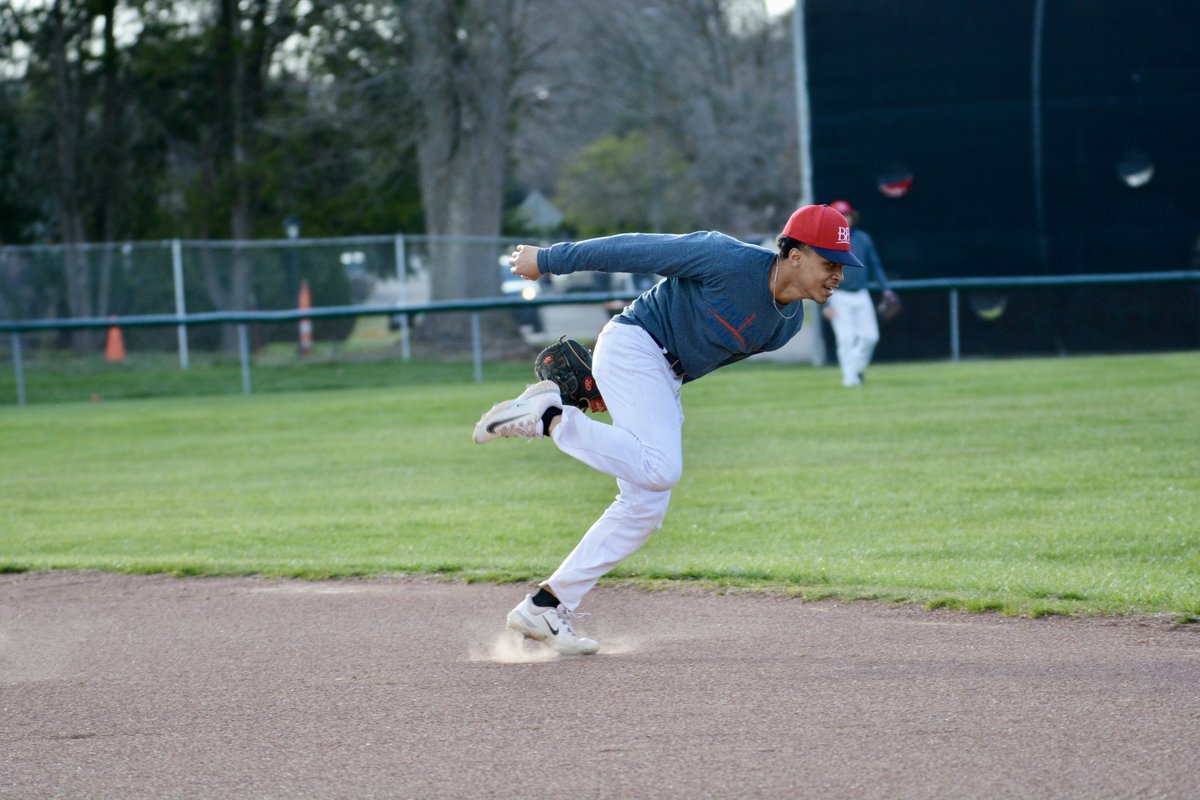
[{"x1": 2, "y1": 352, "x2": 1197, "y2": 620}]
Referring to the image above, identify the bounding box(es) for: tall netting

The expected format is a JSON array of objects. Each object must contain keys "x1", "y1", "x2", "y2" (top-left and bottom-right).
[{"x1": 805, "y1": 0, "x2": 1200, "y2": 358}]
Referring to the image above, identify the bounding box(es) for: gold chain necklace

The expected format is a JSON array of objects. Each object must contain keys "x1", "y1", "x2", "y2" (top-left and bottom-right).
[{"x1": 770, "y1": 258, "x2": 799, "y2": 320}]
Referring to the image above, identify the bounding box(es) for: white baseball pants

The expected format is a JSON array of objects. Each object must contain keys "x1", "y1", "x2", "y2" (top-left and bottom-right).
[
  {"x1": 827, "y1": 288, "x2": 880, "y2": 386},
  {"x1": 543, "y1": 319, "x2": 684, "y2": 610}
]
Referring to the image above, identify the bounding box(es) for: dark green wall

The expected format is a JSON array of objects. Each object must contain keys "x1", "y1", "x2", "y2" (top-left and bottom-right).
[{"x1": 806, "y1": 0, "x2": 1199, "y2": 356}]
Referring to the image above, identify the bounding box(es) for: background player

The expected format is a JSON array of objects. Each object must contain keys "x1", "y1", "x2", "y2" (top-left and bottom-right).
[{"x1": 822, "y1": 199, "x2": 900, "y2": 387}]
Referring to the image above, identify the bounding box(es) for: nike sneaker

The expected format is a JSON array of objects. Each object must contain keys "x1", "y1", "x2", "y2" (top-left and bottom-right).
[
  {"x1": 506, "y1": 595, "x2": 600, "y2": 655},
  {"x1": 472, "y1": 380, "x2": 562, "y2": 444}
]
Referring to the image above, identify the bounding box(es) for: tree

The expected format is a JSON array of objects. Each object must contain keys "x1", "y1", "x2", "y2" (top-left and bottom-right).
[
  {"x1": 399, "y1": 0, "x2": 540, "y2": 352},
  {"x1": 281, "y1": 0, "x2": 424, "y2": 237},
  {"x1": 132, "y1": 0, "x2": 328, "y2": 351},
  {"x1": 198, "y1": 0, "x2": 306, "y2": 349},
  {"x1": 512, "y1": 0, "x2": 797, "y2": 238},
  {"x1": 0, "y1": 77, "x2": 42, "y2": 244},
  {"x1": 3, "y1": 0, "x2": 136, "y2": 350},
  {"x1": 1, "y1": 0, "x2": 802, "y2": 358},
  {"x1": 556, "y1": 130, "x2": 701, "y2": 238}
]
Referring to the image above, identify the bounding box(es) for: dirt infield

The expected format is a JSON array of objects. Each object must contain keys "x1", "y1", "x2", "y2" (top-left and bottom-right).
[{"x1": 2, "y1": 572, "x2": 1197, "y2": 799}]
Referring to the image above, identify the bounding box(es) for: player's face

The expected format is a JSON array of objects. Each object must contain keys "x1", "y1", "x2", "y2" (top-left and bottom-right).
[{"x1": 797, "y1": 248, "x2": 844, "y2": 303}]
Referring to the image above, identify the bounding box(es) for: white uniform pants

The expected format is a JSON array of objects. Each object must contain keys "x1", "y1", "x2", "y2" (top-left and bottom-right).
[
  {"x1": 544, "y1": 320, "x2": 684, "y2": 609},
  {"x1": 827, "y1": 288, "x2": 880, "y2": 386}
]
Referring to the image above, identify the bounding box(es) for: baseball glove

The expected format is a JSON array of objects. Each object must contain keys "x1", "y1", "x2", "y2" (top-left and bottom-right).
[
  {"x1": 877, "y1": 290, "x2": 902, "y2": 322},
  {"x1": 535, "y1": 336, "x2": 607, "y2": 413}
]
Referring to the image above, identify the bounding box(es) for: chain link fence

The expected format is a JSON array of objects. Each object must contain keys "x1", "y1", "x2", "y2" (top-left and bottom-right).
[
  {"x1": 0, "y1": 235, "x2": 657, "y2": 373},
  {"x1": 1, "y1": 236, "x2": 1198, "y2": 386},
  {"x1": 0, "y1": 236, "x2": 490, "y2": 354}
]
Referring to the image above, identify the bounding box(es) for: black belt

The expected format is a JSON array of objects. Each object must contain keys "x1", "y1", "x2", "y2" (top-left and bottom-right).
[{"x1": 646, "y1": 330, "x2": 687, "y2": 379}]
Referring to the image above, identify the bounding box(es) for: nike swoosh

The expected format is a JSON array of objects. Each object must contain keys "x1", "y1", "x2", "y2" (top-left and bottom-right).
[
  {"x1": 545, "y1": 618, "x2": 559, "y2": 636},
  {"x1": 486, "y1": 413, "x2": 525, "y2": 434}
]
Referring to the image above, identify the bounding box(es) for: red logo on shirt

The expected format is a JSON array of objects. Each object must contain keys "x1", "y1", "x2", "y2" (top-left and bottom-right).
[{"x1": 709, "y1": 310, "x2": 756, "y2": 348}]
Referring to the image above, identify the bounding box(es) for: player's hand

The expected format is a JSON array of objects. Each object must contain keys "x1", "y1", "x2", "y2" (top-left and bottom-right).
[
  {"x1": 509, "y1": 245, "x2": 541, "y2": 280},
  {"x1": 877, "y1": 290, "x2": 902, "y2": 321}
]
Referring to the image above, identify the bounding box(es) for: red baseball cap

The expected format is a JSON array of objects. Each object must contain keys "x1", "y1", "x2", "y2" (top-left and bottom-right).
[
  {"x1": 782, "y1": 205, "x2": 864, "y2": 267},
  {"x1": 829, "y1": 199, "x2": 855, "y2": 216}
]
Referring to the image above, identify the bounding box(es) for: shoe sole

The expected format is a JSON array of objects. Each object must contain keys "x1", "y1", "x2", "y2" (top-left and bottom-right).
[
  {"x1": 473, "y1": 407, "x2": 529, "y2": 445},
  {"x1": 506, "y1": 609, "x2": 600, "y2": 655},
  {"x1": 506, "y1": 610, "x2": 546, "y2": 641}
]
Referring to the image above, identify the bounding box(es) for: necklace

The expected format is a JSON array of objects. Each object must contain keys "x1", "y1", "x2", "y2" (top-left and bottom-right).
[{"x1": 770, "y1": 258, "x2": 799, "y2": 320}]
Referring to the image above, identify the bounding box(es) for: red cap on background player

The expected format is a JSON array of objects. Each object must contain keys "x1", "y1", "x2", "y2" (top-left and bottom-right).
[
  {"x1": 782, "y1": 205, "x2": 864, "y2": 268},
  {"x1": 829, "y1": 199, "x2": 855, "y2": 216}
]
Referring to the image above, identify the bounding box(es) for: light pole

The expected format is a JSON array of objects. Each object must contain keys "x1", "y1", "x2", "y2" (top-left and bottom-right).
[
  {"x1": 284, "y1": 214, "x2": 301, "y2": 305},
  {"x1": 641, "y1": 6, "x2": 663, "y2": 233},
  {"x1": 790, "y1": 0, "x2": 813, "y2": 206}
]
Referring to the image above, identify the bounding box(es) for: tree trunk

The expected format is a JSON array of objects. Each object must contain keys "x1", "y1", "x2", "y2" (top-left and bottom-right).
[
  {"x1": 48, "y1": 0, "x2": 97, "y2": 352},
  {"x1": 207, "y1": 0, "x2": 277, "y2": 352},
  {"x1": 407, "y1": 0, "x2": 524, "y2": 355},
  {"x1": 93, "y1": 0, "x2": 120, "y2": 321}
]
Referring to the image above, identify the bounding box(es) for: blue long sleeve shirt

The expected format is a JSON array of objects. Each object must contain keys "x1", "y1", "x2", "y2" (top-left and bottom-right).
[
  {"x1": 536, "y1": 231, "x2": 805, "y2": 382},
  {"x1": 836, "y1": 228, "x2": 891, "y2": 293}
]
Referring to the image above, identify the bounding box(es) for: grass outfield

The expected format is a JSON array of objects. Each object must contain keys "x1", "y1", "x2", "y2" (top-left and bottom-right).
[{"x1": 1, "y1": 352, "x2": 1197, "y2": 620}]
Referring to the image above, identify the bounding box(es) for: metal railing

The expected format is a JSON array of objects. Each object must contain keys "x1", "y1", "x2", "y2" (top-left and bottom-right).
[
  {"x1": 2, "y1": 270, "x2": 1198, "y2": 406},
  {"x1": 893, "y1": 270, "x2": 1200, "y2": 361},
  {"x1": 0, "y1": 291, "x2": 637, "y2": 405}
]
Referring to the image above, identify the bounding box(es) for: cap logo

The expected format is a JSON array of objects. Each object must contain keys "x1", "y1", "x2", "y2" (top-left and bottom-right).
[{"x1": 781, "y1": 205, "x2": 864, "y2": 265}]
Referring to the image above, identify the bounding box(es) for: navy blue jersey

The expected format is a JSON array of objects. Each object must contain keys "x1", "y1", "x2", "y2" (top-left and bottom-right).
[
  {"x1": 836, "y1": 229, "x2": 891, "y2": 293},
  {"x1": 537, "y1": 232, "x2": 805, "y2": 382}
]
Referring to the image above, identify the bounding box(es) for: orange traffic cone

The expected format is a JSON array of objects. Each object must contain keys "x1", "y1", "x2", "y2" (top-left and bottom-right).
[
  {"x1": 298, "y1": 279, "x2": 313, "y2": 355},
  {"x1": 105, "y1": 320, "x2": 126, "y2": 363}
]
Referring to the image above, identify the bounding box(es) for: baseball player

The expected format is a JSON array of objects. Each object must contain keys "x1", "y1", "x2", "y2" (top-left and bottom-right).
[
  {"x1": 473, "y1": 205, "x2": 863, "y2": 655},
  {"x1": 822, "y1": 199, "x2": 900, "y2": 387}
]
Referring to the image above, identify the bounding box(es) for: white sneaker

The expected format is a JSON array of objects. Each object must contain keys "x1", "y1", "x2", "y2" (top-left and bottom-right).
[
  {"x1": 506, "y1": 595, "x2": 600, "y2": 655},
  {"x1": 472, "y1": 380, "x2": 562, "y2": 444}
]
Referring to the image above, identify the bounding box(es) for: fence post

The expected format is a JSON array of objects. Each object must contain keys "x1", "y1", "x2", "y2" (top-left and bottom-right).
[
  {"x1": 394, "y1": 234, "x2": 411, "y2": 362},
  {"x1": 172, "y1": 239, "x2": 189, "y2": 369},
  {"x1": 949, "y1": 288, "x2": 961, "y2": 362},
  {"x1": 470, "y1": 311, "x2": 483, "y2": 383},
  {"x1": 11, "y1": 332, "x2": 25, "y2": 406},
  {"x1": 238, "y1": 323, "x2": 252, "y2": 396}
]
